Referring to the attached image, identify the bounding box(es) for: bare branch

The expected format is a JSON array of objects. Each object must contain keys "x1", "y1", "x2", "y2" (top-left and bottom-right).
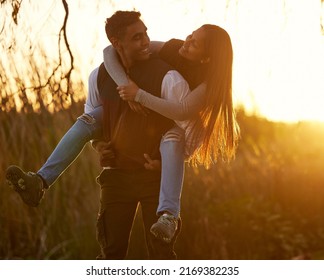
[
  {"x1": 60, "y1": 0, "x2": 74, "y2": 94},
  {"x1": 22, "y1": 0, "x2": 75, "y2": 104},
  {"x1": 11, "y1": 0, "x2": 22, "y2": 24},
  {"x1": 0, "y1": 0, "x2": 23, "y2": 24}
]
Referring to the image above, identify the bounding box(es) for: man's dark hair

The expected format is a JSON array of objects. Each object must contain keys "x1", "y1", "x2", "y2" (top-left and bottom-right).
[{"x1": 105, "y1": 11, "x2": 141, "y2": 42}]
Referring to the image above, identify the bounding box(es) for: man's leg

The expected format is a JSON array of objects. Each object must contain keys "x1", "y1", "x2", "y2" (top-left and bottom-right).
[
  {"x1": 138, "y1": 170, "x2": 181, "y2": 259},
  {"x1": 96, "y1": 169, "x2": 138, "y2": 260}
]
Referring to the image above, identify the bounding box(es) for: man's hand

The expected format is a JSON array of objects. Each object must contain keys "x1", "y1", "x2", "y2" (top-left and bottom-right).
[
  {"x1": 93, "y1": 141, "x2": 115, "y2": 167},
  {"x1": 143, "y1": 154, "x2": 161, "y2": 171}
]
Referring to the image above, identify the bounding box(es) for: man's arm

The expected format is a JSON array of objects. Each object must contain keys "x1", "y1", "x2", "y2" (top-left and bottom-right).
[
  {"x1": 85, "y1": 66, "x2": 102, "y2": 148},
  {"x1": 86, "y1": 67, "x2": 107, "y2": 153},
  {"x1": 85, "y1": 67, "x2": 102, "y2": 113},
  {"x1": 86, "y1": 64, "x2": 118, "y2": 168}
]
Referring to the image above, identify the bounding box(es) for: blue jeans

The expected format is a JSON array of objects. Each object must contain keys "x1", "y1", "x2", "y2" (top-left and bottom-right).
[
  {"x1": 37, "y1": 107, "x2": 185, "y2": 219},
  {"x1": 37, "y1": 106, "x2": 103, "y2": 187},
  {"x1": 157, "y1": 126, "x2": 185, "y2": 219}
]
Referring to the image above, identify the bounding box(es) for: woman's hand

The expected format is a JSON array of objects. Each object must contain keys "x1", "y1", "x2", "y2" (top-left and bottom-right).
[
  {"x1": 143, "y1": 154, "x2": 161, "y2": 171},
  {"x1": 127, "y1": 101, "x2": 150, "y2": 116},
  {"x1": 117, "y1": 79, "x2": 150, "y2": 116},
  {"x1": 117, "y1": 79, "x2": 139, "y2": 101}
]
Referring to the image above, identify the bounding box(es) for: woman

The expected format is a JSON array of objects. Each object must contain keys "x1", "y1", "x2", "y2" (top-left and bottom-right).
[
  {"x1": 107, "y1": 24, "x2": 239, "y2": 242},
  {"x1": 6, "y1": 24, "x2": 239, "y2": 242}
]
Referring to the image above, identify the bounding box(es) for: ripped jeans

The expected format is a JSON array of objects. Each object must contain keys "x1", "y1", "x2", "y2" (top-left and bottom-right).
[
  {"x1": 37, "y1": 106, "x2": 103, "y2": 187},
  {"x1": 158, "y1": 125, "x2": 185, "y2": 218},
  {"x1": 37, "y1": 106, "x2": 186, "y2": 220}
]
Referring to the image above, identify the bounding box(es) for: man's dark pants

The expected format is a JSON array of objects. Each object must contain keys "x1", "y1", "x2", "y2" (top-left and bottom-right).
[{"x1": 96, "y1": 168, "x2": 181, "y2": 259}]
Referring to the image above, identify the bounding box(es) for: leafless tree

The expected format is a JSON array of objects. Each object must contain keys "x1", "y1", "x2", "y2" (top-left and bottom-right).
[{"x1": 0, "y1": 0, "x2": 76, "y2": 112}]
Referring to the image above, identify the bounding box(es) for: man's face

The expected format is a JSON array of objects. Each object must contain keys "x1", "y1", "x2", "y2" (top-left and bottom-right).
[{"x1": 115, "y1": 20, "x2": 150, "y2": 67}]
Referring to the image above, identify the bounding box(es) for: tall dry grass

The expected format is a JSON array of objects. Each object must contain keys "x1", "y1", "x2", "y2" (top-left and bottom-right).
[
  {"x1": 1, "y1": 106, "x2": 324, "y2": 260},
  {"x1": 178, "y1": 114, "x2": 324, "y2": 260},
  {"x1": 0, "y1": 104, "x2": 101, "y2": 259}
]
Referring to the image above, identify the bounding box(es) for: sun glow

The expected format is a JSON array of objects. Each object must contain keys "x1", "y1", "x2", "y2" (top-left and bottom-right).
[
  {"x1": 229, "y1": 0, "x2": 324, "y2": 122},
  {"x1": 2, "y1": 0, "x2": 324, "y2": 122},
  {"x1": 60, "y1": 0, "x2": 324, "y2": 122}
]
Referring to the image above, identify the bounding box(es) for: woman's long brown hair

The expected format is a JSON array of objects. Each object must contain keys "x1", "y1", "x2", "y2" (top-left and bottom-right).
[{"x1": 190, "y1": 25, "x2": 240, "y2": 168}]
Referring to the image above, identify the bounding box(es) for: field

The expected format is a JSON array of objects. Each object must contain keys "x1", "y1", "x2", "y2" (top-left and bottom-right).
[{"x1": 1, "y1": 103, "x2": 324, "y2": 260}]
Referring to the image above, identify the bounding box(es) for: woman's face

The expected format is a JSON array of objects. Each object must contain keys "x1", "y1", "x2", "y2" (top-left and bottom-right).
[{"x1": 178, "y1": 27, "x2": 207, "y2": 62}]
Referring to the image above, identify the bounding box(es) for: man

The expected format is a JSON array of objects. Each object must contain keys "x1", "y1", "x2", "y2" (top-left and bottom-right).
[{"x1": 88, "y1": 11, "x2": 190, "y2": 259}]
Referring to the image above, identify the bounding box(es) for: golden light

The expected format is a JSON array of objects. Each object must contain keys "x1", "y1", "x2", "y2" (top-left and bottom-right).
[
  {"x1": 60, "y1": 0, "x2": 324, "y2": 122},
  {"x1": 2, "y1": 0, "x2": 324, "y2": 122}
]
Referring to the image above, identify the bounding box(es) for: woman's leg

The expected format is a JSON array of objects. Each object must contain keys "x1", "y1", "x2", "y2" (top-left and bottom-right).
[
  {"x1": 150, "y1": 126, "x2": 185, "y2": 243},
  {"x1": 157, "y1": 126, "x2": 185, "y2": 218},
  {"x1": 37, "y1": 106, "x2": 103, "y2": 187},
  {"x1": 6, "y1": 106, "x2": 103, "y2": 207}
]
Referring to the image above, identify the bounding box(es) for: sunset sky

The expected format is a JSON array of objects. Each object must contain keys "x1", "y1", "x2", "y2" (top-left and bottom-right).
[{"x1": 2, "y1": 0, "x2": 324, "y2": 122}]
